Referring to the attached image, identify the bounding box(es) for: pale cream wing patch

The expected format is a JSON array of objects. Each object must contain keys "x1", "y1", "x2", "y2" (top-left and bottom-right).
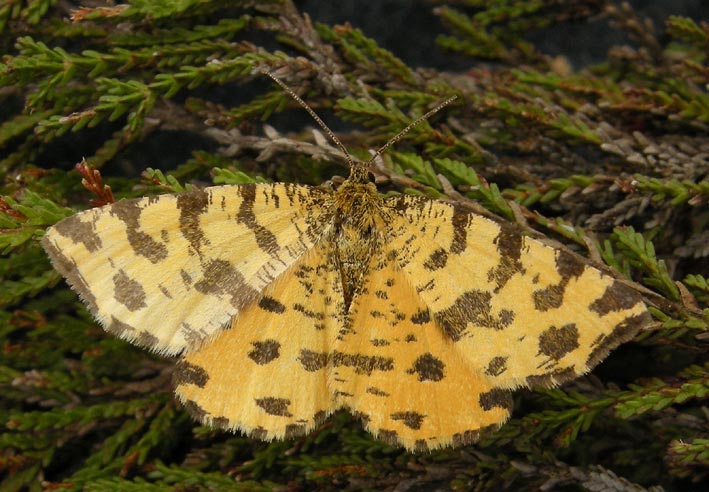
[
  {"x1": 174, "y1": 239, "x2": 345, "y2": 440},
  {"x1": 385, "y1": 195, "x2": 650, "y2": 391},
  {"x1": 330, "y1": 253, "x2": 511, "y2": 451},
  {"x1": 42, "y1": 183, "x2": 333, "y2": 355}
]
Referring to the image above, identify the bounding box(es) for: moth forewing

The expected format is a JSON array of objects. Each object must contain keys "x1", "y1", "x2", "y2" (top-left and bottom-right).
[{"x1": 42, "y1": 183, "x2": 334, "y2": 355}]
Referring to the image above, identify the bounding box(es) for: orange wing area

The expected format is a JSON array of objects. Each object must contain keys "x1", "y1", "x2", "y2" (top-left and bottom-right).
[
  {"x1": 384, "y1": 195, "x2": 649, "y2": 391},
  {"x1": 330, "y1": 253, "x2": 511, "y2": 451},
  {"x1": 174, "y1": 240, "x2": 345, "y2": 441}
]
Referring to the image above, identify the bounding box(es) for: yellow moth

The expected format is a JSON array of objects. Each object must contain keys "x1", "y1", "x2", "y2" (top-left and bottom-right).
[{"x1": 42, "y1": 74, "x2": 649, "y2": 451}]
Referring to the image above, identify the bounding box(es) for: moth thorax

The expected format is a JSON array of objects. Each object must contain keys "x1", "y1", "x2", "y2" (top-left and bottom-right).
[
  {"x1": 334, "y1": 180, "x2": 385, "y2": 225},
  {"x1": 333, "y1": 179, "x2": 387, "y2": 307}
]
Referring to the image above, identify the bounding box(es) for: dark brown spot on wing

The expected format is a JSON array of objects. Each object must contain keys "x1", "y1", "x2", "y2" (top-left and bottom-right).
[
  {"x1": 556, "y1": 250, "x2": 586, "y2": 278},
  {"x1": 370, "y1": 338, "x2": 390, "y2": 347},
  {"x1": 111, "y1": 200, "x2": 168, "y2": 263},
  {"x1": 586, "y1": 312, "x2": 648, "y2": 369},
  {"x1": 410, "y1": 309, "x2": 430, "y2": 325},
  {"x1": 250, "y1": 427, "x2": 268, "y2": 440},
  {"x1": 391, "y1": 411, "x2": 426, "y2": 430},
  {"x1": 451, "y1": 429, "x2": 485, "y2": 447},
  {"x1": 589, "y1": 281, "x2": 642, "y2": 316},
  {"x1": 52, "y1": 215, "x2": 102, "y2": 252},
  {"x1": 533, "y1": 284, "x2": 565, "y2": 311},
  {"x1": 412, "y1": 439, "x2": 428, "y2": 453},
  {"x1": 159, "y1": 285, "x2": 172, "y2": 298},
  {"x1": 180, "y1": 269, "x2": 192, "y2": 287},
  {"x1": 174, "y1": 360, "x2": 209, "y2": 387},
  {"x1": 332, "y1": 351, "x2": 394, "y2": 375},
  {"x1": 423, "y1": 248, "x2": 448, "y2": 271},
  {"x1": 487, "y1": 226, "x2": 524, "y2": 291},
  {"x1": 176, "y1": 188, "x2": 209, "y2": 256},
  {"x1": 41, "y1": 238, "x2": 100, "y2": 314},
  {"x1": 479, "y1": 388, "x2": 512, "y2": 411},
  {"x1": 313, "y1": 410, "x2": 328, "y2": 426},
  {"x1": 255, "y1": 397, "x2": 292, "y2": 417},
  {"x1": 376, "y1": 429, "x2": 399, "y2": 445},
  {"x1": 210, "y1": 415, "x2": 231, "y2": 429},
  {"x1": 298, "y1": 349, "x2": 328, "y2": 371},
  {"x1": 526, "y1": 367, "x2": 577, "y2": 388},
  {"x1": 532, "y1": 250, "x2": 586, "y2": 311},
  {"x1": 135, "y1": 330, "x2": 159, "y2": 348},
  {"x1": 182, "y1": 404, "x2": 229, "y2": 429},
  {"x1": 436, "y1": 290, "x2": 515, "y2": 341},
  {"x1": 248, "y1": 340, "x2": 281, "y2": 365},
  {"x1": 258, "y1": 296, "x2": 286, "y2": 313},
  {"x1": 284, "y1": 423, "x2": 307, "y2": 438},
  {"x1": 293, "y1": 263, "x2": 314, "y2": 279},
  {"x1": 112, "y1": 269, "x2": 147, "y2": 311},
  {"x1": 107, "y1": 315, "x2": 137, "y2": 336},
  {"x1": 293, "y1": 303, "x2": 325, "y2": 320},
  {"x1": 237, "y1": 185, "x2": 279, "y2": 256},
  {"x1": 416, "y1": 279, "x2": 436, "y2": 293},
  {"x1": 485, "y1": 356, "x2": 508, "y2": 376},
  {"x1": 179, "y1": 322, "x2": 207, "y2": 347},
  {"x1": 449, "y1": 205, "x2": 470, "y2": 254},
  {"x1": 194, "y1": 259, "x2": 259, "y2": 309},
  {"x1": 407, "y1": 353, "x2": 445, "y2": 382},
  {"x1": 538, "y1": 323, "x2": 579, "y2": 360},
  {"x1": 366, "y1": 386, "x2": 390, "y2": 397}
]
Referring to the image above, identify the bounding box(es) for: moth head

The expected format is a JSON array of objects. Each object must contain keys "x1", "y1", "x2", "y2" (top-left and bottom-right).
[{"x1": 335, "y1": 172, "x2": 380, "y2": 208}]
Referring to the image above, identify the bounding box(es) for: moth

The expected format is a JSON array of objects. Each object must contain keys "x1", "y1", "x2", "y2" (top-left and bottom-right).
[{"x1": 42, "y1": 74, "x2": 650, "y2": 451}]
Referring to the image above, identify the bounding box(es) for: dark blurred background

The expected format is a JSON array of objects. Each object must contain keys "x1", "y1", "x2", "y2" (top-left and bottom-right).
[{"x1": 299, "y1": 0, "x2": 706, "y2": 69}]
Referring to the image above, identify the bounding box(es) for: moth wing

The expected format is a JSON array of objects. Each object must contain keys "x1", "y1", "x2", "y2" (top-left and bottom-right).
[
  {"x1": 331, "y1": 254, "x2": 511, "y2": 451},
  {"x1": 174, "y1": 239, "x2": 345, "y2": 440},
  {"x1": 385, "y1": 195, "x2": 650, "y2": 390},
  {"x1": 42, "y1": 183, "x2": 332, "y2": 355}
]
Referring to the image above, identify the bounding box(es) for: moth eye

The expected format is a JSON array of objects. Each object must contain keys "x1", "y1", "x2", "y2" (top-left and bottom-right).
[{"x1": 367, "y1": 172, "x2": 376, "y2": 183}]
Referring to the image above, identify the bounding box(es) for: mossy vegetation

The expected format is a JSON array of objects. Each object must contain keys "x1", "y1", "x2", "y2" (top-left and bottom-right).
[{"x1": 1, "y1": 1, "x2": 707, "y2": 490}]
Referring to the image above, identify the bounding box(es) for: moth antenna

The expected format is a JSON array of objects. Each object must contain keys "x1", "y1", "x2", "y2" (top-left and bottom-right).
[
  {"x1": 261, "y1": 70, "x2": 356, "y2": 169},
  {"x1": 366, "y1": 95, "x2": 458, "y2": 166}
]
